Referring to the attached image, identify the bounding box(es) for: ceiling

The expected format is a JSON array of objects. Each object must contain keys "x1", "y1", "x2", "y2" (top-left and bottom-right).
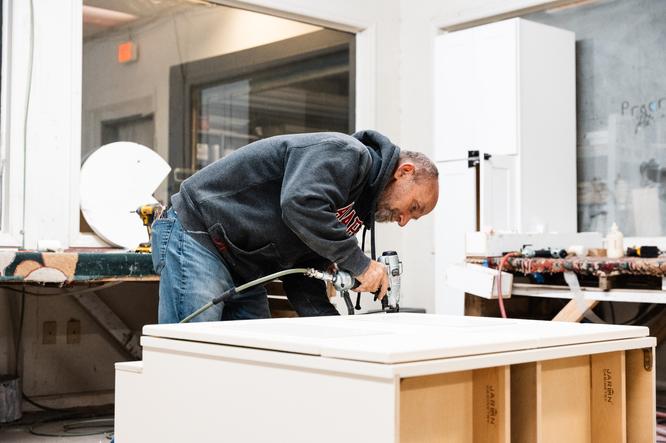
[{"x1": 83, "y1": 0, "x2": 214, "y2": 39}]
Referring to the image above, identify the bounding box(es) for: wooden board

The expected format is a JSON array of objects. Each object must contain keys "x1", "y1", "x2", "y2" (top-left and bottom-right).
[
  {"x1": 511, "y1": 362, "x2": 538, "y2": 443},
  {"x1": 626, "y1": 348, "x2": 656, "y2": 443},
  {"x1": 473, "y1": 366, "x2": 510, "y2": 443},
  {"x1": 590, "y1": 351, "x2": 626, "y2": 443},
  {"x1": 400, "y1": 371, "x2": 473, "y2": 443},
  {"x1": 552, "y1": 299, "x2": 599, "y2": 322},
  {"x1": 540, "y1": 356, "x2": 591, "y2": 443}
]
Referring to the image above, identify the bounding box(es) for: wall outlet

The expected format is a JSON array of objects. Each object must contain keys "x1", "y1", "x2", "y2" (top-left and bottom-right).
[
  {"x1": 42, "y1": 321, "x2": 57, "y2": 345},
  {"x1": 67, "y1": 319, "x2": 81, "y2": 344}
]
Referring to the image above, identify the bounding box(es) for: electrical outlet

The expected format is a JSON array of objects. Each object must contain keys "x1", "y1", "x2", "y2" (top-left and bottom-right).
[
  {"x1": 67, "y1": 319, "x2": 81, "y2": 344},
  {"x1": 43, "y1": 321, "x2": 57, "y2": 345}
]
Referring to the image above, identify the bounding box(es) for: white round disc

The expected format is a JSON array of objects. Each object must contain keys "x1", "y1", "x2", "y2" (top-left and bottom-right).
[{"x1": 80, "y1": 142, "x2": 171, "y2": 249}]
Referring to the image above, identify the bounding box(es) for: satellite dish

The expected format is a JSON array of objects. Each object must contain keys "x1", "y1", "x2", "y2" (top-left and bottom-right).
[{"x1": 80, "y1": 142, "x2": 171, "y2": 249}]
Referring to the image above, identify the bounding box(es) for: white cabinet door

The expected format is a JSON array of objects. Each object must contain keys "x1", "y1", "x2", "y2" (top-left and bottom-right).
[
  {"x1": 474, "y1": 20, "x2": 518, "y2": 156},
  {"x1": 434, "y1": 32, "x2": 479, "y2": 162},
  {"x1": 434, "y1": 160, "x2": 477, "y2": 315},
  {"x1": 434, "y1": 19, "x2": 519, "y2": 161},
  {"x1": 480, "y1": 154, "x2": 517, "y2": 232}
]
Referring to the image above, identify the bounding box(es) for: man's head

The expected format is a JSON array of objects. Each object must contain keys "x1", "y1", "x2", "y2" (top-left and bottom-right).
[{"x1": 376, "y1": 151, "x2": 439, "y2": 227}]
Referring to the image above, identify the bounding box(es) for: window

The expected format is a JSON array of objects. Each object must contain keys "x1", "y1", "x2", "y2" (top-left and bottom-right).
[
  {"x1": 523, "y1": 0, "x2": 666, "y2": 237},
  {"x1": 169, "y1": 28, "x2": 353, "y2": 195}
]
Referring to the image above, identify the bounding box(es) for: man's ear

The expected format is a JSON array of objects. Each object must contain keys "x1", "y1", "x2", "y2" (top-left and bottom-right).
[{"x1": 394, "y1": 162, "x2": 416, "y2": 179}]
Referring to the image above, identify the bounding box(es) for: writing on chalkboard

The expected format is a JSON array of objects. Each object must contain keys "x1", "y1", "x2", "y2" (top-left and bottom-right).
[{"x1": 621, "y1": 97, "x2": 666, "y2": 116}]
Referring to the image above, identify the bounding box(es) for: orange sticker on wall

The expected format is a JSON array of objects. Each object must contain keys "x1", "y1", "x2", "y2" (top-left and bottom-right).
[{"x1": 117, "y1": 41, "x2": 137, "y2": 64}]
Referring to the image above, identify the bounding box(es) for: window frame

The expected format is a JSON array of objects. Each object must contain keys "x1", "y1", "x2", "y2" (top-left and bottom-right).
[{"x1": 0, "y1": 0, "x2": 27, "y2": 247}]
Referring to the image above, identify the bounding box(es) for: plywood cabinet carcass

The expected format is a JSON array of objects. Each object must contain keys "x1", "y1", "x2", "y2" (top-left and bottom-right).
[{"x1": 114, "y1": 314, "x2": 655, "y2": 442}]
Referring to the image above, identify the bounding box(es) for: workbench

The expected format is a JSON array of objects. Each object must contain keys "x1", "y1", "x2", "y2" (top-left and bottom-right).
[
  {"x1": 1, "y1": 249, "x2": 157, "y2": 360},
  {"x1": 0, "y1": 250, "x2": 156, "y2": 283},
  {"x1": 479, "y1": 255, "x2": 666, "y2": 279},
  {"x1": 114, "y1": 313, "x2": 655, "y2": 442},
  {"x1": 467, "y1": 256, "x2": 666, "y2": 323}
]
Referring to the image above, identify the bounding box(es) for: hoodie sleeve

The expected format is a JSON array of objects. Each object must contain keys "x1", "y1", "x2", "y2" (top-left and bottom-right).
[{"x1": 280, "y1": 139, "x2": 372, "y2": 277}]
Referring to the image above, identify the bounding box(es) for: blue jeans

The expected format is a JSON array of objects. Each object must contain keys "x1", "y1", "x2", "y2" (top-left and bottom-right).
[{"x1": 151, "y1": 208, "x2": 270, "y2": 323}]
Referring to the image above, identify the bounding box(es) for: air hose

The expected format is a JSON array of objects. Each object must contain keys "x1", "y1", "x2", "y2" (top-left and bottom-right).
[{"x1": 180, "y1": 268, "x2": 313, "y2": 323}]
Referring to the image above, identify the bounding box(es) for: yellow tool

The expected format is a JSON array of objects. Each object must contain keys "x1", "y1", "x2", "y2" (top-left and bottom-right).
[{"x1": 132, "y1": 203, "x2": 163, "y2": 253}]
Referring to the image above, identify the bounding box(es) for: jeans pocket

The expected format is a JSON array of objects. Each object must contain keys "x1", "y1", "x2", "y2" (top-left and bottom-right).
[
  {"x1": 151, "y1": 218, "x2": 175, "y2": 274},
  {"x1": 207, "y1": 223, "x2": 283, "y2": 280}
]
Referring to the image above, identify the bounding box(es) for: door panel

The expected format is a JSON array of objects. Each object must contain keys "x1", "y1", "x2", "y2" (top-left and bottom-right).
[
  {"x1": 434, "y1": 34, "x2": 479, "y2": 162},
  {"x1": 435, "y1": 161, "x2": 477, "y2": 315},
  {"x1": 480, "y1": 155, "x2": 517, "y2": 232}
]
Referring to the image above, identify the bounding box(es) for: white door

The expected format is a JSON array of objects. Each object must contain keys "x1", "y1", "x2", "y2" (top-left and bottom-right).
[
  {"x1": 434, "y1": 19, "x2": 519, "y2": 160},
  {"x1": 434, "y1": 32, "x2": 479, "y2": 162},
  {"x1": 474, "y1": 19, "x2": 519, "y2": 156},
  {"x1": 435, "y1": 160, "x2": 477, "y2": 315},
  {"x1": 480, "y1": 154, "x2": 517, "y2": 232}
]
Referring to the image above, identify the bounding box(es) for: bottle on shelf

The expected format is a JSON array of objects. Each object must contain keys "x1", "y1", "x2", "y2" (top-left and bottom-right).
[{"x1": 606, "y1": 222, "x2": 624, "y2": 259}]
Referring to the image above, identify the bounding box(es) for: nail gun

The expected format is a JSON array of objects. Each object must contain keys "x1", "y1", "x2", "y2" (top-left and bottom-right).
[{"x1": 309, "y1": 251, "x2": 402, "y2": 314}]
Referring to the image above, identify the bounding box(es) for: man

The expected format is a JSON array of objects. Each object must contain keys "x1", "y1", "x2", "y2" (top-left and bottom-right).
[{"x1": 151, "y1": 130, "x2": 438, "y2": 323}]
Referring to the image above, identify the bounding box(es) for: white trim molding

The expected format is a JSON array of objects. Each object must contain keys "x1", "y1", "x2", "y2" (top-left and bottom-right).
[
  {"x1": 0, "y1": 0, "x2": 30, "y2": 247},
  {"x1": 21, "y1": 0, "x2": 80, "y2": 249}
]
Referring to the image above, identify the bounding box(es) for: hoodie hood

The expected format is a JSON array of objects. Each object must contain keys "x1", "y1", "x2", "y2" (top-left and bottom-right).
[{"x1": 351, "y1": 130, "x2": 401, "y2": 226}]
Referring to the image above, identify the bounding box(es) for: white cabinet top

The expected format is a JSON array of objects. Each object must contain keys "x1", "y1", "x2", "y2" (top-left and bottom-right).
[{"x1": 142, "y1": 314, "x2": 649, "y2": 364}]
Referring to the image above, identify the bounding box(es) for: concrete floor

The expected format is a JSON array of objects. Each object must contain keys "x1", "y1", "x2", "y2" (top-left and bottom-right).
[
  {"x1": 0, "y1": 408, "x2": 113, "y2": 442},
  {"x1": 0, "y1": 425, "x2": 110, "y2": 442}
]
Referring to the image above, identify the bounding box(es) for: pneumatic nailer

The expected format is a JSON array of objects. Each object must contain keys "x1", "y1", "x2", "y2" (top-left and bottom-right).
[{"x1": 309, "y1": 251, "x2": 402, "y2": 314}]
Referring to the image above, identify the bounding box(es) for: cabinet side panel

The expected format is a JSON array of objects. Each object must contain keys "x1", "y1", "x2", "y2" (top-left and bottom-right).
[
  {"x1": 626, "y1": 348, "x2": 656, "y2": 443},
  {"x1": 114, "y1": 364, "x2": 145, "y2": 443},
  {"x1": 473, "y1": 366, "x2": 510, "y2": 443},
  {"x1": 511, "y1": 362, "x2": 538, "y2": 443},
  {"x1": 541, "y1": 355, "x2": 591, "y2": 443},
  {"x1": 124, "y1": 349, "x2": 397, "y2": 443},
  {"x1": 590, "y1": 351, "x2": 626, "y2": 443},
  {"x1": 400, "y1": 371, "x2": 473, "y2": 443},
  {"x1": 518, "y1": 19, "x2": 577, "y2": 233}
]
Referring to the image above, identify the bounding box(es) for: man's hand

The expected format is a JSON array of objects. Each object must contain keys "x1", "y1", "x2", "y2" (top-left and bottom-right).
[{"x1": 355, "y1": 260, "x2": 388, "y2": 300}]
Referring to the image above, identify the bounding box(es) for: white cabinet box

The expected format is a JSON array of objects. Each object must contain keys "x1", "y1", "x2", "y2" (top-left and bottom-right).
[
  {"x1": 434, "y1": 18, "x2": 577, "y2": 314},
  {"x1": 115, "y1": 314, "x2": 655, "y2": 443}
]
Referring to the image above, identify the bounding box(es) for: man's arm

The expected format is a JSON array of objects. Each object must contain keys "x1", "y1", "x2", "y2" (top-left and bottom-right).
[{"x1": 280, "y1": 139, "x2": 371, "y2": 277}]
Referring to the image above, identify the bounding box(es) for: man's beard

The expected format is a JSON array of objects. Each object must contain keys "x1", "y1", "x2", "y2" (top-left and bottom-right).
[
  {"x1": 375, "y1": 193, "x2": 398, "y2": 223},
  {"x1": 375, "y1": 181, "x2": 399, "y2": 223},
  {"x1": 375, "y1": 206, "x2": 396, "y2": 223}
]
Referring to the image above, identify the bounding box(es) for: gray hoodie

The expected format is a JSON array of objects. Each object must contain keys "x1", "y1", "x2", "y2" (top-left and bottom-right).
[{"x1": 171, "y1": 130, "x2": 400, "y2": 282}]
